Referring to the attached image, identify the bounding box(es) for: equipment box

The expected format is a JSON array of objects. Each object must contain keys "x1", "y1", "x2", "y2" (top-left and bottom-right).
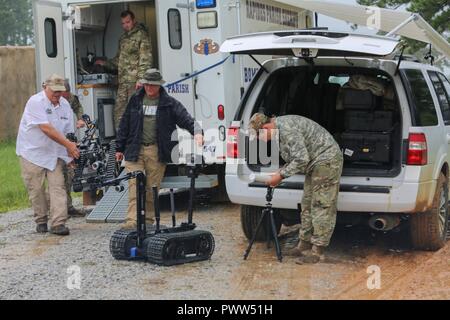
[
  {"x1": 345, "y1": 111, "x2": 393, "y2": 132},
  {"x1": 341, "y1": 132, "x2": 391, "y2": 163}
]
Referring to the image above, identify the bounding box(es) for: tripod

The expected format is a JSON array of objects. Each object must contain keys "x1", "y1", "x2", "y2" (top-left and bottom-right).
[{"x1": 243, "y1": 186, "x2": 283, "y2": 262}]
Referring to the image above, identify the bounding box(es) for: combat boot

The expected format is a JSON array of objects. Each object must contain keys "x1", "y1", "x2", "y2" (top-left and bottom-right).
[
  {"x1": 50, "y1": 225, "x2": 70, "y2": 236},
  {"x1": 68, "y1": 207, "x2": 86, "y2": 217},
  {"x1": 36, "y1": 223, "x2": 48, "y2": 233},
  {"x1": 284, "y1": 240, "x2": 312, "y2": 257},
  {"x1": 295, "y1": 245, "x2": 326, "y2": 264}
]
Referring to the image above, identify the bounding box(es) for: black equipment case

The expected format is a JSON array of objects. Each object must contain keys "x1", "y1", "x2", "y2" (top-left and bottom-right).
[
  {"x1": 345, "y1": 110, "x2": 394, "y2": 132},
  {"x1": 341, "y1": 132, "x2": 391, "y2": 163}
]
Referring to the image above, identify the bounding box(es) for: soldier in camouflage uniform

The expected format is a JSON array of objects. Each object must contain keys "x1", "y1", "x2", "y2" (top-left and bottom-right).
[
  {"x1": 96, "y1": 10, "x2": 152, "y2": 128},
  {"x1": 60, "y1": 81, "x2": 86, "y2": 217},
  {"x1": 249, "y1": 113, "x2": 343, "y2": 264}
]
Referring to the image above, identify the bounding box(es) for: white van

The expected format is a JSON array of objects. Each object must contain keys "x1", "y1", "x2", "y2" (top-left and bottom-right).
[{"x1": 32, "y1": 0, "x2": 314, "y2": 194}]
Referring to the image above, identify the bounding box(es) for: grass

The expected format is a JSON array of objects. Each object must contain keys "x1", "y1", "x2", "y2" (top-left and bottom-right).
[
  {"x1": 0, "y1": 140, "x2": 82, "y2": 213},
  {"x1": 0, "y1": 141, "x2": 29, "y2": 213}
]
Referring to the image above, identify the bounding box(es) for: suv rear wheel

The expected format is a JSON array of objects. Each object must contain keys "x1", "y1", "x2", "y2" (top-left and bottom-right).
[
  {"x1": 410, "y1": 173, "x2": 449, "y2": 251},
  {"x1": 241, "y1": 205, "x2": 282, "y2": 241}
]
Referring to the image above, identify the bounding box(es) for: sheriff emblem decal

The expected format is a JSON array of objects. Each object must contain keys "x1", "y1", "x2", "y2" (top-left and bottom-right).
[{"x1": 194, "y1": 39, "x2": 220, "y2": 55}]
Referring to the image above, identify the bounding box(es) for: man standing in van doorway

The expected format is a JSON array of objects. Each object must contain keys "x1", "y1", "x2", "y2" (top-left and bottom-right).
[
  {"x1": 249, "y1": 113, "x2": 343, "y2": 264},
  {"x1": 96, "y1": 10, "x2": 152, "y2": 128}
]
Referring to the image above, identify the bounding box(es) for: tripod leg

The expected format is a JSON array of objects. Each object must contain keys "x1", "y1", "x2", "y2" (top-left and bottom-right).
[
  {"x1": 243, "y1": 208, "x2": 267, "y2": 260},
  {"x1": 266, "y1": 215, "x2": 271, "y2": 249},
  {"x1": 269, "y1": 209, "x2": 283, "y2": 262}
]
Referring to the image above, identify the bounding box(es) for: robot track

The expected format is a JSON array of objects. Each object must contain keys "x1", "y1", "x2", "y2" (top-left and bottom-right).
[{"x1": 144, "y1": 230, "x2": 215, "y2": 266}]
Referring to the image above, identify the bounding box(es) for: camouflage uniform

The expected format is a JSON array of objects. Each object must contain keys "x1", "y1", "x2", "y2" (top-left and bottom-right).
[
  {"x1": 104, "y1": 23, "x2": 152, "y2": 127},
  {"x1": 65, "y1": 94, "x2": 83, "y2": 209},
  {"x1": 66, "y1": 93, "x2": 83, "y2": 120},
  {"x1": 276, "y1": 115, "x2": 343, "y2": 247}
]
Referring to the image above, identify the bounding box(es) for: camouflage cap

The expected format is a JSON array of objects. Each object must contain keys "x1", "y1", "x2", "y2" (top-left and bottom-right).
[
  {"x1": 248, "y1": 113, "x2": 270, "y2": 132},
  {"x1": 140, "y1": 68, "x2": 166, "y2": 86},
  {"x1": 44, "y1": 74, "x2": 66, "y2": 92}
]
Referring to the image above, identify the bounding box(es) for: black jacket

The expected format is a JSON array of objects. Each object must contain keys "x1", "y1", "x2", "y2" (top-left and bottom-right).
[{"x1": 116, "y1": 87, "x2": 200, "y2": 163}]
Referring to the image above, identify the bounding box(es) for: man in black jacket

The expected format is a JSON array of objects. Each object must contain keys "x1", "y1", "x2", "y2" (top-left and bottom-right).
[{"x1": 116, "y1": 69, "x2": 203, "y2": 229}]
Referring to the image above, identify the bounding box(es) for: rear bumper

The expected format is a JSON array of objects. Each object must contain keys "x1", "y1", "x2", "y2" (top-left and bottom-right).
[{"x1": 225, "y1": 175, "x2": 436, "y2": 213}]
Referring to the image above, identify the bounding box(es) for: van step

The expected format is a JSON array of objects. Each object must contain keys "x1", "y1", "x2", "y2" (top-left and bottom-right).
[{"x1": 86, "y1": 174, "x2": 219, "y2": 223}]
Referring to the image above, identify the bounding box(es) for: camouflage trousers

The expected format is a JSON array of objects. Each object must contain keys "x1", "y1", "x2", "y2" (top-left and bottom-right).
[
  {"x1": 114, "y1": 82, "x2": 137, "y2": 128},
  {"x1": 62, "y1": 164, "x2": 75, "y2": 209},
  {"x1": 299, "y1": 154, "x2": 343, "y2": 247}
]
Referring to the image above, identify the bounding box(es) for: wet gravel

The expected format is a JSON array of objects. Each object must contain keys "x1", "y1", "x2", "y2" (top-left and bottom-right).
[
  {"x1": 0, "y1": 198, "x2": 243, "y2": 300},
  {"x1": 0, "y1": 198, "x2": 449, "y2": 300}
]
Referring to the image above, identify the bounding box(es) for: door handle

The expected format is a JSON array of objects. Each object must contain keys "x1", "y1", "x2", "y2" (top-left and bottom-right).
[
  {"x1": 194, "y1": 77, "x2": 198, "y2": 100},
  {"x1": 176, "y1": 2, "x2": 195, "y2": 11}
]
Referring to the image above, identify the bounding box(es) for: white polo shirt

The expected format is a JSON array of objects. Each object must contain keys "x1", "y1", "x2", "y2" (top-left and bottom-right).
[{"x1": 16, "y1": 91, "x2": 75, "y2": 171}]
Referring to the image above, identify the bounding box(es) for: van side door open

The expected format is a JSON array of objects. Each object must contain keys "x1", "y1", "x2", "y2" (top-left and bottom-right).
[{"x1": 33, "y1": 0, "x2": 65, "y2": 88}]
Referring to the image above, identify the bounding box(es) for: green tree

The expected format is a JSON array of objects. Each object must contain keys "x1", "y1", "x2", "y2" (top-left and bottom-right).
[
  {"x1": 357, "y1": 0, "x2": 450, "y2": 64},
  {"x1": 0, "y1": 0, "x2": 33, "y2": 46}
]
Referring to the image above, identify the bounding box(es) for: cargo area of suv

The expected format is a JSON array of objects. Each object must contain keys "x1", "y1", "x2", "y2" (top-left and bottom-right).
[{"x1": 248, "y1": 66, "x2": 403, "y2": 178}]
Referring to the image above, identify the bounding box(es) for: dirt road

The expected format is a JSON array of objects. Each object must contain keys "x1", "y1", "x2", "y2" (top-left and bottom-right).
[{"x1": 0, "y1": 200, "x2": 448, "y2": 300}]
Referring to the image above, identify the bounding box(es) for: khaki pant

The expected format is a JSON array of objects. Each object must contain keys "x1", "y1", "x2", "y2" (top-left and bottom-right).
[
  {"x1": 114, "y1": 83, "x2": 136, "y2": 129},
  {"x1": 20, "y1": 158, "x2": 68, "y2": 227},
  {"x1": 299, "y1": 155, "x2": 343, "y2": 247},
  {"x1": 125, "y1": 145, "x2": 166, "y2": 225}
]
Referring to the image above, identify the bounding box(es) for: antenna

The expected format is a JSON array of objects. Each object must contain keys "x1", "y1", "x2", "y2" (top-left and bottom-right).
[{"x1": 424, "y1": 43, "x2": 435, "y2": 66}]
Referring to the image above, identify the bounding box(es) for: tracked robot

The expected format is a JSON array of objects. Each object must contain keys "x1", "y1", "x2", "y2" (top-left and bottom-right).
[{"x1": 104, "y1": 156, "x2": 215, "y2": 266}]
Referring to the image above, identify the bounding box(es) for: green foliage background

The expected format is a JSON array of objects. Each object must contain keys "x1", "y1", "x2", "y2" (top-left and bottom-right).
[
  {"x1": 357, "y1": 0, "x2": 450, "y2": 66},
  {"x1": 0, "y1": 0, "x2": 33, "y2": 46}
]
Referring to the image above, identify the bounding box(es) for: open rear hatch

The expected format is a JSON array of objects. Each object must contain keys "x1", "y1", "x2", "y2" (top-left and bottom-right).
[
  {"x1": 220, "y1": 30, "x2": 400, "y2": 58},
  {"x1": 221, "y1": 31, "x2": 404, "y2": 178},
  {"x1": 272, "y1": 0, "x2": 450, "y2": 61}
]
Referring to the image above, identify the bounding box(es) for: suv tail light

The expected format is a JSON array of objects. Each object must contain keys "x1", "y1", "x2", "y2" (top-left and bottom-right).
[
  {"x1": 407, "y1": 133, "x2": 428, "y2": 165},
  {"x1": 227, "y1": 127, "x2": 239, "y2": 158},
  {"x1": 218, "y1": 105, "x2": 225, "y2": 120}
]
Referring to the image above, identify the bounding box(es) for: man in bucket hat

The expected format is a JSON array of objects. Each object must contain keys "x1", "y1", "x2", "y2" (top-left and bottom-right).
[
  {"x1": 248, "y1": 113, "x2": 343, "y2": 264},
  {"x1": 17, "y1": 74, "x2": 80, "y2": 236},
  {"x1": 115, "y1": 69, "x2": 203, "y2": 229}
]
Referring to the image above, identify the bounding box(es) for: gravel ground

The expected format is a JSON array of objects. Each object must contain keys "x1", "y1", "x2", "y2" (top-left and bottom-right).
[
  {"x1": 0, "y1": 198, "x2": 243, "y2": 300},
  {"x1": 1, "y1": 198, "x2": 449, "y2": 300}
]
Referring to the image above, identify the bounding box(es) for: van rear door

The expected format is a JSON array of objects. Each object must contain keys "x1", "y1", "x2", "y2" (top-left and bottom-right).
[
  {"x1": 156, "y1": 0, "x2": 195, "y2": 116},
  {"x1": 33, "y1": 0, "x2": 65, "y2": 88}
]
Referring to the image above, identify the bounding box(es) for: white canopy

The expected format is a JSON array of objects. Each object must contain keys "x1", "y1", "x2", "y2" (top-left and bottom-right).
[{"x1": 275, "y1": 0, "x2": 450, "y2": 59}]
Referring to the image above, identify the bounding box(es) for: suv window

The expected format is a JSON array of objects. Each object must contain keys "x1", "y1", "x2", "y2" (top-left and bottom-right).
[
  {"x1": 428, "y1": 71, "x2": 450, "y2": 125},
  {"x1": 403, "y1": 69, "x2": 438, "y2": 126},
  {"x1": 328, "y1": 76, "x2": 349, "y2": 86}
]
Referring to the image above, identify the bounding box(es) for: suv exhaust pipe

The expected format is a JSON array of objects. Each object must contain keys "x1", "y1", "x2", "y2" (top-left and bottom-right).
[{"x1": 369, "y1": 215, "x2": 401, "y2": 231}]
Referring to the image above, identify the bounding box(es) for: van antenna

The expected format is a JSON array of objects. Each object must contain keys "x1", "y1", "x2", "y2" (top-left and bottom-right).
[
  {"x1": 395, "y1": 45, "x2": 406, "y2": 76},
  {"x1": 424, "y1": 44, "x2": 435, "y2": 66},
  {"x1": 248, "y1": 55, "x2": 269, "y2": 74}
]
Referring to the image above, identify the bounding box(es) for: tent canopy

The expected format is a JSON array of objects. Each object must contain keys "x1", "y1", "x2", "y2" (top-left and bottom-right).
[{"x1": 274, "y1": 0, "x2": 450, "y2": 59}]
